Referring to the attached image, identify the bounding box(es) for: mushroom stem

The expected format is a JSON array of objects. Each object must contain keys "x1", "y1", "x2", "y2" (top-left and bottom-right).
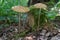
[
  {"x1": 38, "y1": 9, "x2": 41, "y2": 30},
  {"x1": 18, "y1": 13, "x2": 22, "y2": 32}
]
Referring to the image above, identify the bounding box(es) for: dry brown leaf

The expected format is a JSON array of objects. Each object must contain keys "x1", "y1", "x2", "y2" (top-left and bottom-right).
[{"x1": 27, "y1": 14, "x2": 34, "y2": 27}]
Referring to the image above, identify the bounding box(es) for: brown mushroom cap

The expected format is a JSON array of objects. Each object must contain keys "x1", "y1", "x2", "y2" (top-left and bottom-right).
[
  {"x1": 33, "y1": 3, "x2": 47, "y2": 10},
  {"x1": 12, "y1": 6, "x2": 30, "y2": 13}
]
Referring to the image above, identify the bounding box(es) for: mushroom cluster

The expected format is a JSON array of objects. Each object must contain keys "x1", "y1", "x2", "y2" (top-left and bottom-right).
[{"x1": 11, "y1": 3, "x2": 47, "y2": 32}]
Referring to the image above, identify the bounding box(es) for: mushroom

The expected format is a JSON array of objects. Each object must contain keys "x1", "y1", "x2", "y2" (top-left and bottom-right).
[
  {"x1": 11, "y1": 6, "x2": 30, "y2": 32},
  {"x1": 33, "y1": 3, "x2": 47, "y2": 28}
]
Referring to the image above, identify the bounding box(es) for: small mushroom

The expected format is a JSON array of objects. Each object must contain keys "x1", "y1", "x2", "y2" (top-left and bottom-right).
[
  {"x1": 33, "y1": 3, "x2": 47, "y2": 28},
  {"x1": 11, "y1": 6, "x2": 30, "y2": 32},
  {"x1": 12, "y1": 6, "x2": 35, "y2": 27}
]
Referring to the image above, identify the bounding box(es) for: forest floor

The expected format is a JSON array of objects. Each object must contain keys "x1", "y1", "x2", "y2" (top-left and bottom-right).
[{"x1": 0, "y1": 28, "x2": 60, "y2": 40}]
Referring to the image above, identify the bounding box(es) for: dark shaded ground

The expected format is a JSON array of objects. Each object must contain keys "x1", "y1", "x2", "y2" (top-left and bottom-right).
[{"x1": 52, "y1": 16, "x2": 60, "y2": 28}]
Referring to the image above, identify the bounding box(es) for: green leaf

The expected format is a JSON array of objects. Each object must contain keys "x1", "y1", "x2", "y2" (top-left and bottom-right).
[
  {"x1": 46, "y1": 10, "x2": 57, "y2": 20},
  {"x1": 20, "y1": 0, "x2": 29, "y2": 6}
]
